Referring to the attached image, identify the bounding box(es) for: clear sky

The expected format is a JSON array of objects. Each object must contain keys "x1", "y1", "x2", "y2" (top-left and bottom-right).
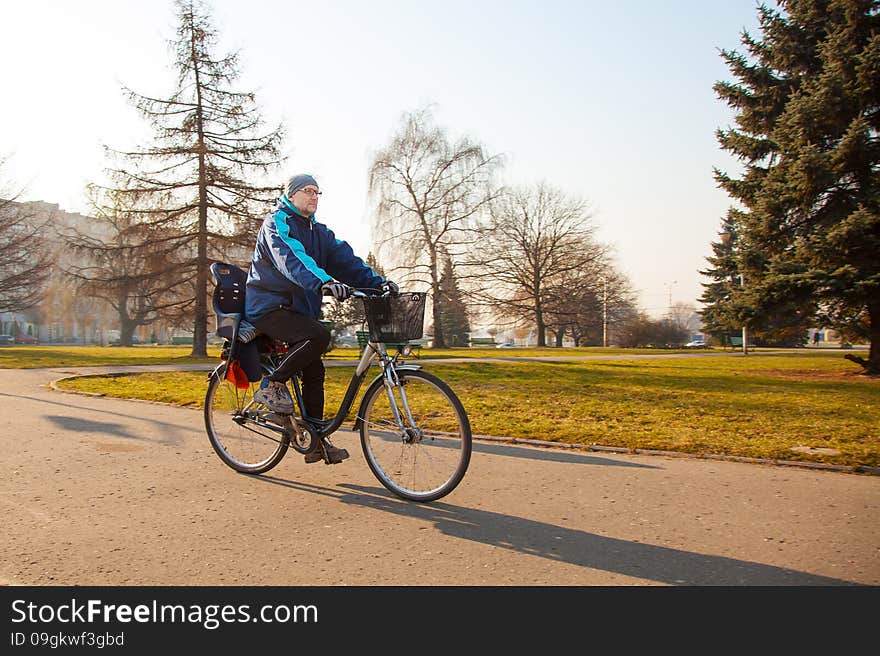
[{"x1": 1, "y1": 0, "x2": 761, "y2": 316}]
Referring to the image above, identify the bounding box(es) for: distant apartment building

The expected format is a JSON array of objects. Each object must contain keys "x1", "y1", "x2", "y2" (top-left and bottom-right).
[
  {"x1": 1, "y1": 199, "x2": 257, "y2": 344},
  {"x1": 0, "y1": 200, "x2": 113, "y2": 343}
]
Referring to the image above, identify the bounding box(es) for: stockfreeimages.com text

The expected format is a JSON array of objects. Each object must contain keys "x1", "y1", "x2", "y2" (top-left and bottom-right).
[{"x1": 10, "y1": 598, "x2": 317, "y2": 630}]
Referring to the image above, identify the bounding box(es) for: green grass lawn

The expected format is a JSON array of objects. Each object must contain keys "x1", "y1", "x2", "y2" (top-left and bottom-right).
[
  {"x1": 328, "y1": 345, "x2": 704, "y2": 359},
  {"x1": 0, "y1": 345, "x2": 220, "y2": 368},
  {"x1": 0, "y1": 343, "x2": 712, "y2": 368},
  {"x1": 51, "y1": 349, "x2": 879, "y2": 469}
]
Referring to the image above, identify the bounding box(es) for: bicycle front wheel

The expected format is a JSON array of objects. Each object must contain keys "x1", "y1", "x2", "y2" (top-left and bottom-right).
[
  {"x1": 205, "y1": 370, "x2": 289, "y2": 474},
  {"x1": 360, "y1": 369, "x2": 472, "y2": 502}
]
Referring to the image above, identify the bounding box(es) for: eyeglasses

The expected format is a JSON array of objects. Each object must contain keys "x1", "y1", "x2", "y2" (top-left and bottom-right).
[{"x1": 298, "y1": 188, "x2": 322, "y2": 198}]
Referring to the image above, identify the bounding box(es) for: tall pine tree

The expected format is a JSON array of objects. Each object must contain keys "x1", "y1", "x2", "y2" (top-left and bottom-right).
[
  {"x1": 706, "y1": 0, "x2": 879, "y2": 371},
  {"x1": 97, "y1": 0, "x2": 284, "y2": 356}
]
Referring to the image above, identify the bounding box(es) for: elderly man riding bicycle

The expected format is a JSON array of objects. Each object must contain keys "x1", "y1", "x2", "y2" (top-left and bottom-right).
[{"x1": 244, "y1": 173, "x2": 398, "y2": 463}]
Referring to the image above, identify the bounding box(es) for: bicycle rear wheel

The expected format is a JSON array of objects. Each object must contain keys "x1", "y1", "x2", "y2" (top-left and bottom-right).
[
  {"x1": 205, "y1": 370, "x2": 289, "y2": 474},
  {"x1": 360, "y1": 369, "x2": 471, "y2": 502}
]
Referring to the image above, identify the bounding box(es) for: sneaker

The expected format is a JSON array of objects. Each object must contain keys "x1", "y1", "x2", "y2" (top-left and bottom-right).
[
  {"x1": 252, "y1": 377, "x2": 295, "y2": 414},
  {"x1": 305, "y1": 440, "x2": 350, "y2": 465}
]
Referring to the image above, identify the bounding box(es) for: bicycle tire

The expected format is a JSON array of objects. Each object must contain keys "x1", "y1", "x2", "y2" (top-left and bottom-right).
[
  {"x1": 204, "y1": 370, "x2": 289, "y2": 474},
  {"x1": 359, "y1": 369, "x2": 471, "y2": 502}
]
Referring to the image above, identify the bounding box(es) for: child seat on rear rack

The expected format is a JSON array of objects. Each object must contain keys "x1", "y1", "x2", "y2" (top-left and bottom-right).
[
  {"x1": 211, "y1": 262, "x2": 247, "y2": 341},
  {"x1": 210, "y1": 262, "x2": 261, "y2": 383}
]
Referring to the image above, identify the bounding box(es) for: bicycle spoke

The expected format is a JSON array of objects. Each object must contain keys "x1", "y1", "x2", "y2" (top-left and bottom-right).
[
  {"x1": 205, "y1": 374, "x2": 289, "y2": 474},
  {"x1": 360, "y1": 417, "x2": 404, "y2": 434},
  {"x1": 360, "y1": 370, "x2": 471, "y2": 502}
]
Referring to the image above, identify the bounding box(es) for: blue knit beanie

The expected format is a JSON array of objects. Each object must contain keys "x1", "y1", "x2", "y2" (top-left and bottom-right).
[{"x1": 286, "y1": 174, "x2": 318, "y2": 197}]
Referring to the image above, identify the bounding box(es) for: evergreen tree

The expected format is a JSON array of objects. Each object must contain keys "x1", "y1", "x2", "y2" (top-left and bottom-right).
[
  {"x1": 706, "y1": 0, "x2": 879, "y2": 372},
  {"x1": 96, "y1": 0, "x2": 284, "y2": 356},
  {"x1": 438, "y1": 252, "x2": 470, "y2": 346},
  {"x1": 699, "y1": 216, "x2": 742, "y2": 338}
]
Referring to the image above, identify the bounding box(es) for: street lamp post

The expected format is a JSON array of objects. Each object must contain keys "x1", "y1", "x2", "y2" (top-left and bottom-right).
[
  {"x1": 602, "y1": 276, "x2": 608, "y2": 348},
  {"x1": 665, "y1": 280, "x2": 677, "y2": 311},
  {"x1": 603, "y1": 282, "x2": 608, "y2": 348},
  {"x1": 719, "y1": 230, "x2": 748, "y2": 356},
  {"x1": 740, "y1": 271, "x2": 749, "y2": 356}
]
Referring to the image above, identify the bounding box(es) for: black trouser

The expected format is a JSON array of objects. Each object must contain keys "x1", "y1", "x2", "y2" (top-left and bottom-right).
[{"x1": 253, "y1": 309, "x2": 331, "y2": 420}]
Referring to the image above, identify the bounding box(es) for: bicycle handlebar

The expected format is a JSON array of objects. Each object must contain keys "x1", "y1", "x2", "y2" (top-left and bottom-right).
[{"x1": 320, "y1": 285, "x2": 392, "y2": 299}]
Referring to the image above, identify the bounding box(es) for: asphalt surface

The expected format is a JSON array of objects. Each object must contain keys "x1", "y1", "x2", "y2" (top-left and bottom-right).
[{"x1": 1, "y1": 362, "x2": 878, "y2": 586}]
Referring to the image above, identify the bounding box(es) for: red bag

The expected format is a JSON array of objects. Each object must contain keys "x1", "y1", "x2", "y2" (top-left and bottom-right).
[{"x1": 224, "y1": 359, "x2": 250, "y2": 390}]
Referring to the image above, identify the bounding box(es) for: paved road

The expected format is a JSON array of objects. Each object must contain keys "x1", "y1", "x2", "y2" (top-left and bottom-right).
[{"x1": 1, "y1": 363, "x2": 878, "y2": 585}]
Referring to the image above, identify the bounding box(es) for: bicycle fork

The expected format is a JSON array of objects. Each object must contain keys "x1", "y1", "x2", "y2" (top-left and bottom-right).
[{"x1": 382, "y1": 366, "x2": 422, "y2": 443}]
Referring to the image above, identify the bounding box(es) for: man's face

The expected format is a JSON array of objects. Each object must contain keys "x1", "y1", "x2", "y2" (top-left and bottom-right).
[{"x1": 291, "y1": 185, "x2": 320, "y2": 216}]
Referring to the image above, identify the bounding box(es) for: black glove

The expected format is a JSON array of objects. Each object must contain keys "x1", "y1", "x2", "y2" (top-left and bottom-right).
[
  {"x1": 380, "y1": 280, "x2": 399, "y2": 295},
  {"x1": 322, "y1": 281, "x2": 351, "y2": 301}
]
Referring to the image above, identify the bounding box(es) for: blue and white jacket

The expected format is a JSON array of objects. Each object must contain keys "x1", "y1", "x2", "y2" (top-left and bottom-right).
[{"x1": 245, "y1": 195, "x2": 385, "y2": 321}]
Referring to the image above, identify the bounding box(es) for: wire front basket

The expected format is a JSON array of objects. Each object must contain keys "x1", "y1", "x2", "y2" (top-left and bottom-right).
[{"x1": 362, "y1": 292, "x2": 426, "y2": 343}]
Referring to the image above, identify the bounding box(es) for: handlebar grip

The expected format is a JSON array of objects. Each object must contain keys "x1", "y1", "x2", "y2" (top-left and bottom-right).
[
  {"x1": 321, "y1": 282, "x2": 353, "y2": 297},
  {"x1": 320, "y1": 286, "x2": 387, "y2": 299}
]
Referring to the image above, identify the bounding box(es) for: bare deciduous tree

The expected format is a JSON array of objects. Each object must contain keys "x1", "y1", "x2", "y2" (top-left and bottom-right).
[
  {"x1": 65, "y1": 189, "x2": 194, "y2": 346},
  {"x1": 0, "y1": 158, "x2": 50, "y2": 313},
  {"x1": 467, "y1": 183, "x2": 606, "y2": 346},
  {"x1": 665, "y1": 302, "x2": 701, "y2": 336},
  {"x1": 95, "y1": 0, "x2": 285, "y2": 356},
  {"x1": 543, "y1": 264, "x2": 636, "y2": 346},
  {"x1": 369, "y1": 107, "x2": 502, "y2": 348}
]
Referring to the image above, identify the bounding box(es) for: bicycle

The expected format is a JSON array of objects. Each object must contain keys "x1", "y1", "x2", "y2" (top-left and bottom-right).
[{"x1": 203, "y1": 262, "x2": 472, "y2": 502}]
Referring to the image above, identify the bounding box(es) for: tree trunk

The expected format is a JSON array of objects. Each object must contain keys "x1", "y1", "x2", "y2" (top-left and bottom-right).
[
  {"x1": 192, "y1": 198, "x2": 209, "y2": 358},
  {"x1": 535, "y1": 307, "x2": 546, "y2": 347},
  {"x1": 554, "y1": 328, "x2": 564, "y2": 347},
  {"x1": 870, "y1": 301, "x2": 880, "y2": 375},
  {"x1": 844, "y1": 301, "x2": 879, "y2": 376},
  {"x1": 428, "y1": 245, "x2": 446, "y2": 349},
  {"x1": 190, "y1": 40, "x2": 209, "y2": 359},
  {"x1": 860, "y1": 300, "x2": 880, "y2": 375},
  {"x1": 119, "y1": 315, "x2": 137, "y2": 347},
  {"x1": 431, "y1": 276, "x2": 445, "y2": 348}
]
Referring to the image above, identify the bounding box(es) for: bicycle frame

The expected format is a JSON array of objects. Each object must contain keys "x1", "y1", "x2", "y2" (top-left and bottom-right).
[
  {"x1": 259, "y1": 340, "x2": 422, "y2": 440},
  {"x1": 210, "y1": 278, "x2": 425, "y2": 446}
]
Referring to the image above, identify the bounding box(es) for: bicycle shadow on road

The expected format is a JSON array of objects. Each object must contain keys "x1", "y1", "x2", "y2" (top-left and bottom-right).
[
  {"x1": 471, "y1": 441, "x2": 658, "y2": 468},
  {"x1": 341, "y1": 484, "x2": 856, "y2": 586},
  {"x1": 256, "y1": 475, "x2": 855, "y2": 586},
  {"x1": 331, "y1": 427, "x2": 656, "y2": 468}
]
